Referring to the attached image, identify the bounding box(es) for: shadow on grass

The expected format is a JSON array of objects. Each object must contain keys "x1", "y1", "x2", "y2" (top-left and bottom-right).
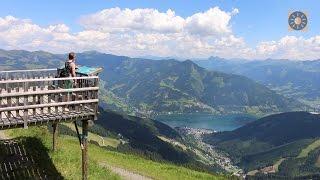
[{"x1": 0, "y1": 137, "x2": 63, "y2": 179}]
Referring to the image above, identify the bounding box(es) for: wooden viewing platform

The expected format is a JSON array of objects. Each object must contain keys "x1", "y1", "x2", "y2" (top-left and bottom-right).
[{"x1": 0, "y1": 67, "x2": 101, "y2": 180}]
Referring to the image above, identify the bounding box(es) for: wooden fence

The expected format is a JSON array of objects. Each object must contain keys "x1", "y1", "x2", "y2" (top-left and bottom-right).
[{"x1": 0, "y1": 69, "x2": 99, "y2": 129}]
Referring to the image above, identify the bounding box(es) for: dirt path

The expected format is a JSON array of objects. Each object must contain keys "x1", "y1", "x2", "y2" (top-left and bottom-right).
[
  {"x1": 100, "y1": 162, "x2": 153, "y2": 180},
  {"x1": 0, "y1": 130, "x2": 9, "y2": 140}
]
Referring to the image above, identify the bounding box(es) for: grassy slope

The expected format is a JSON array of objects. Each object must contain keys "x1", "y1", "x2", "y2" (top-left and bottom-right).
[
  {"x1": 76, "y1": 53, "x2": 302, "y2": 114},
  {"x1": 62, "y1": 123, "x2": 120, "y2": 148},
  {"x1": 273, "y1": 158, "x2": 286, "y2": 172},
  {"x1": 239, "y1": 139, "x2": 314, "y2": 171},
  {"x1": 4, "y1": 127, "x2": 227, "y2": 180},
  {"x1": 297, "y1": 139, "x2": 320, "y2": 158},
  {"x1": 6, "y1": 127, "x2": 119, "y2": 180},
  {"x1": 195, "y1": 58, "x2": 320, "y2": 107},
  {"x1": 205, "y1": 112, "x2": 320, "y2": 161},
  {"x1": 204, "y1": 112, "x2": 320, "y2": 177}
]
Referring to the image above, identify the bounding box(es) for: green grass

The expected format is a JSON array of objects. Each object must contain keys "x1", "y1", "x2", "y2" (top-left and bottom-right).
[
  {"x1": 90, "y1": 141, "x2": 227, "y2": 180},
  {"x1": 158, "y1": 136, "x2": 188, "y2": 151},
  {"x1": 237, "y1": 139, "x2": 314, "y2": 171},
  {"x1": 4, "y1": 127, "x2": 228, "y2": 180},
  {"x1": 160, "y1": 81, "x2": 181, "y2": 92},
  {"x1": 99, "y1": 79, "x2": 136, "y2": 115},
  {"x1": 62, "y1": 123, "x2": 120, "y2": 148},
  {"x1": 5, "y1": 127, "x2": 120, "y2": 180},
  {"x1": 273, "y1": 158, "x2": 286, "y2": 172},
  {"x1": 297, "y1": 139, "x2": 320, "y2": 158}
]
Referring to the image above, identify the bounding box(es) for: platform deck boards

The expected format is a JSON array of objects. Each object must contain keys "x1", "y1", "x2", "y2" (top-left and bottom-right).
[{"x1": 0, "y1": 109, "x2": 95, "y2": 130}]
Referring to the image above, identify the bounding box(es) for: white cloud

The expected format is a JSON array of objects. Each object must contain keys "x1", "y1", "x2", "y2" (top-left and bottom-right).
[
  {"x1": 0, "y1": 15, "x2": 111, "y2": 53},
  {"x1": 255, "y1": 36, "x2": 320, "y2": 60},
  {"x1": 185, "y1": 7, "x2": 234, "y2": 36},
  {"x1": 79, "y1": 7, "x2": 235, "y2": 37},
  {"x1": 80, "y1": 7, "x2": 185, "y2": 33},
  {"x1": 231, "y1": 8, "x2": 239, "y2": 15},
  {"x1": 0, "y1": 7, "x2": 319, "y2": 60}
]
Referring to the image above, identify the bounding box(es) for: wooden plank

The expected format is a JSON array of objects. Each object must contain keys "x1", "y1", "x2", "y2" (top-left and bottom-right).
[
  {"x1": 0, "y1": 69, "x2": 56, "y2": 73},
  {"x1": 15, "y1": 87, "x2": 19, "y2": 119},
  {"x1": 0, "y1": 76, "x2": 99, "y2": 84},
  {"x1": 7, "y1": 88, "x2": 12, "y2": 118},
  {"x1": 40, "y1": 86, "x2": 44, "y2": 114},
  {"x1": 82, "y1": 119, "x2": 89, "y2": 180},
  {"x1": 32, "y1": 86, "x2": 36, "y2": 115},
  {"x1": 54, "y1": 93, "x2": 59, "y2": 114},
  {"x1": 23, "y1": 82, "x2": 28, "y2": 129},
  {"x1": 52, "y1": 123, "x2": 58, "y2": 151},
  {"x1": 0, "y1": 99, "x2": 99, "y2": 112},
  {"x1": 0, "y1": 110, "x2": 94, "y2": 125}
]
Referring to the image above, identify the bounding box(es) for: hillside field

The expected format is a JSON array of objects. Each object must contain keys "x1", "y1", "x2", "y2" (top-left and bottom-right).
[{"x1": 1, "y1": 126, "x2": 229, "y2": 180}]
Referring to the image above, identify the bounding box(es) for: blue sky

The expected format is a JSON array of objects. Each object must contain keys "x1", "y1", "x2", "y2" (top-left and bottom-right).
[{"x1": 0, "y1": 0, "x2": 319, "y2": 60}]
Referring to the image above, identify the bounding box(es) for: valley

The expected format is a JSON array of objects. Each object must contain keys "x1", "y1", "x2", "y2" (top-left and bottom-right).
[
  {"x1": 1, "y1": 49, "x2": 320, "y2": 179},
  {"x1": 176, "y1": 127, "x2": 244, "y2": 176},
  {"x1": 203, "y1": 112, "x2": 320, "y2": 178},
  {"x1": 1, "y1": 1, "x2": 320, "y2": 179}
]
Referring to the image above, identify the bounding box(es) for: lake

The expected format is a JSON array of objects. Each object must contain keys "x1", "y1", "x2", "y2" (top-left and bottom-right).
[{"x1": 155, "y1": 113, "x2": 257, "y2": 132}]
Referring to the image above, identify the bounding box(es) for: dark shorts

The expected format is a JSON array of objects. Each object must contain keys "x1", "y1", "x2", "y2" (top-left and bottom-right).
[{"x1": 64, "y1": 80, "x2": 73, "y2": 89}]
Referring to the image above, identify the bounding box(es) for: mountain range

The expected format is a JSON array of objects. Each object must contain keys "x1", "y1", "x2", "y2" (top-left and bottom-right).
[
  {"x1": 0, "y1": 49, "x2": 305, "y2": 116},
  {"x1": 194, "y1": 57, "x2": 320, "y2": 108},
  {"x1": 77, "y1": 51, "x2": 305, "y2": 115}
]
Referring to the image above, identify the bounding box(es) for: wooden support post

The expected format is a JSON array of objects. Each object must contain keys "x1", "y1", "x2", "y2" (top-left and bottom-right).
[
  {"x1": 52, "y1": 122, "x2": 58, "y2": 151},
  {"x1": 82, "y1": 120, "x2": 89, "y2": 180},
  {"x1": 32, "y1": 86, "x2": 36, "y2": 115},
  {"x1": 82, "y1": 121, "x2": 89, "y2": 179},
  {"x1": 23, "y1": 82, "x2": 28, "y2": 129},
  {"x1": 7, "y1": 88, "x2": 11, "y2": 118}
]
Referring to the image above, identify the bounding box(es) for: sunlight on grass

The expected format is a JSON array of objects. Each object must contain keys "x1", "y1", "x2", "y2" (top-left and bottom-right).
[
  {"x1": 297, "y1": 139, "x2": 320, "y2": 158},
  {"x1": 6, "y1": 127, "x2": 120, "y2": 180},
  {"x1": 62, "y1": 123, "x2": 120, "y2": 148},
  {"x1": 5, "y1": 126, "x2": 227, "y2": 180},
  {"x1": 273, "y1": 158, "x2": 286, "y2": 172}
]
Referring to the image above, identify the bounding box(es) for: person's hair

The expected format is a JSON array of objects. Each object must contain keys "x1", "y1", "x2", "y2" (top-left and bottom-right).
[{"x1": 68, "y1": 52, "x2": 75, "y2": 60}]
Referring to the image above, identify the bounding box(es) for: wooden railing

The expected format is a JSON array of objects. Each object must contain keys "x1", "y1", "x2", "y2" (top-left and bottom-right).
[{"x1": 0, "y1": 69, "x2": 99, "y2": 129}]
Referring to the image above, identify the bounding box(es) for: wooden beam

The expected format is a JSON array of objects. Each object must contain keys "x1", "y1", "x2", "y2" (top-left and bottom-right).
[
  {"x1": 52, "y1": 122, "x2": 58, "y2": 151},
  {"x1": 0, "y1": 110, "x2": 94, "y2": 130},
  {"x1": 0, "y1": 68, "x2": 56, "y2": 73},
  {"x1": 23, "y1": 81, "x2": 28, "y2": 129},
  {"x1": 82, "y1": 120, "x2": 89, "y2": 180},
  {"x1": 0, "y1": 87, "x2": 98, "y2": 100},
  {"x1": 0, "y1": 76, "x2": 99, "y2": 84},
  {"x1": 0, "y1": 99, "x2": 98, "y2": 112}
]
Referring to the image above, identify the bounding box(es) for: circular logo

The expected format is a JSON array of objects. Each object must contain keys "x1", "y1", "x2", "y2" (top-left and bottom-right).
[{"x1": 288, "y1": 11, "x2": 308, "y2": 31}]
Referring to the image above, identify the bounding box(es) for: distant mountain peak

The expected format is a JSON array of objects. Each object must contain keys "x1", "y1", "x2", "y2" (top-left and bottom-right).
[
  {"x1": 208, "y1": 56, "x2": 226, "y2": 61},
  {"x1": 81, "y1": 50, "x2": 102, "y2": 55},
  {"x1": 183, "y1": 59, "x2": 194, "y2": 64}
]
